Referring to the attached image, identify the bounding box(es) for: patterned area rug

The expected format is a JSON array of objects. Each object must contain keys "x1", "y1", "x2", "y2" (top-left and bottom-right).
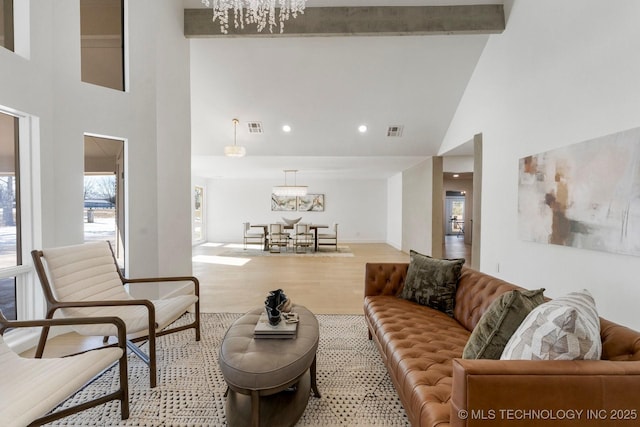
[
  {"x1": 46, "y1": 313, "x2": 409, "y2": 426},
  {"x1": 218, "y1": 246, "x2": 354, "y2": 257}
]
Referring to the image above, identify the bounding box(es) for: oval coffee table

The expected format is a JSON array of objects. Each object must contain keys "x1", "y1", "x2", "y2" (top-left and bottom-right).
[{"x1": 219, "y1": 305, "x2": 320, "y2": 427}]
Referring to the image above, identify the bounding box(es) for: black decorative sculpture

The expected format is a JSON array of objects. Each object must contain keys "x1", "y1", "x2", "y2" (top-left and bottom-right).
[{"x1": 265, "y1": 289, "x2": 288, "y2": 326}]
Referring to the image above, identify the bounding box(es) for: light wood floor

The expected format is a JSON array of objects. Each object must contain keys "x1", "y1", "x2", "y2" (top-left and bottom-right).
[
  {"x1": 194, "y1": 242, "x2": 409, "y2": 315},
  {"x1": 22, "y1": 241, "x2": 471, "y2": 357}
]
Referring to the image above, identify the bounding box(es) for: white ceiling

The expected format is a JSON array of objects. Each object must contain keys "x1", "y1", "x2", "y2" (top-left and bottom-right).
[{"x1": 188, "y1": 0, "x2": 500, "y2": 179}]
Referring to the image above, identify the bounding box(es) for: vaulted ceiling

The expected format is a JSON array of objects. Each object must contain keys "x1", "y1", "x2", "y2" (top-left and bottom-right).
[{"x1": 186, "y1": 0, "x2": 505, "y2": 180}]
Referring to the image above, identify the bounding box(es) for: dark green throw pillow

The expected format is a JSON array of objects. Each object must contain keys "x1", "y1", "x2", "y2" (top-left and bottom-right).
[
  {"x1": 399, "y1": 250, "x2": 465, "y2": 317},
  {"x1": 462, "y1": 288, "x2": 546, "y2": 359}
]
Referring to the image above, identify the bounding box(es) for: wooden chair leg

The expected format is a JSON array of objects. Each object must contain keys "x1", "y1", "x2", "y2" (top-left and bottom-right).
[
  {"x1": 35, "y1": 325, "x2": 50, "y2": 358},
  {"x1": 118, "y1": 350, "x2": 130, "y2": 419},
  {"x1": 195, "y1": 301, "x2": 201, "y2": 342}
]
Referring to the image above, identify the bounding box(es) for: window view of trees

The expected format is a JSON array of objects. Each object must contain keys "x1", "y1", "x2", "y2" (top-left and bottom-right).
[
  {"x1": 84, "y1": 175, "x2": 115, "y2": 206},
  {"x1": 0, "y1": 174, "x2": 17, "y2": 320},
  {"x1": 84, "y1": 175, "x2": 116, "y2": 245},
  {"x1": 0, "y1": 111, "x2": 19, "y2": 320},
  {"x1": 0, "y1": 176, "x2": 16, "y2": 226}
]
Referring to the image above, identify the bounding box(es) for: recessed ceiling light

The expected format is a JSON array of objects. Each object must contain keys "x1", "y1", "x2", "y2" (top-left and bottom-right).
[
  {"x1": 358, "y1": 125, "x2": 368, "y2": 133},
  {"x1": 282, "y1": 125, "x2": 292, "y2": 132},
  {"x1": 453, "y1": 174, "x2": 460, "y2": 178}
]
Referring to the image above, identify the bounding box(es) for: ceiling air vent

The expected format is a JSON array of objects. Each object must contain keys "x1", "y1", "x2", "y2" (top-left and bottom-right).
[
  {"x1": 247, "y1": 122, "x2": 263, "y2": 134},
  {"x1": 387, "y1": 125, "x2": 404, "y2": 137}
]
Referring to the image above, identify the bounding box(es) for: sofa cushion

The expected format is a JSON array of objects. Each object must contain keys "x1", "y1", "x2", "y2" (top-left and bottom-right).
[
  {"x1": 364, "y1": 295, "x2": 470, "y2": 427},
  {"x1": 501, "y1": 289, "x2": 602, "y2": 360},
  {"x1": 399, "y1": 250, "x2": 464, "y2": 317},
  {"x1": 462, "y1": 288, "x2": 545, "y2": 359}
]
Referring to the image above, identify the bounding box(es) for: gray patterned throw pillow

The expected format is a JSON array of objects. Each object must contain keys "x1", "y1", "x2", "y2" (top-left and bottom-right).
[
  {"x1": 500, "y1": 289, "x2": 602, "y2": 360},
  {"x1": 399, "y1": 250, "x2": 465, "y2": 317}
]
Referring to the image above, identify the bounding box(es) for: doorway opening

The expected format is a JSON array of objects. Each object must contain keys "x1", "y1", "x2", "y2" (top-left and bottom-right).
[
  {"x1": 84, "y1": 135, "x2": 125, "y2": 269},
  {"x1": 445, "y1": 192, "x2": 465, "y2": 237},
  {"x1": 443, "y1": 177, "x2": 472, "y2": 262},
  {"x1": 439, "y1": 133, "x2": 482, "y2": 268}
]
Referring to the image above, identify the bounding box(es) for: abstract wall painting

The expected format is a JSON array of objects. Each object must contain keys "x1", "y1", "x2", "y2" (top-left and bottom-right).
[
  {"x1": 298, "y1": 194, "x2": 325, "y2": 212},
  {"x1": 271, "y1": 195, "x2": 296, "y2": 211},
  {"x1": 518, "y1": 127, "x2": 640, "y2": 257}
]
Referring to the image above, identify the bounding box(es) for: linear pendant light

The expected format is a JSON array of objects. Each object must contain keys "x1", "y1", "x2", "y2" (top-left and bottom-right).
[{"x1": 273, "y1": 169, "x2": 307, "y2": 197}]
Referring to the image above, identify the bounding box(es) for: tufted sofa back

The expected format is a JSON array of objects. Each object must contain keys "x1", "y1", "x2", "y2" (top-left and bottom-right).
[
  {"x1": 365, "y1": 263, "x2": 640, "y2": 362},
  {"x1": 363, "y1": 263, "x2": 522, "y2": 332},
  {"x1": 600, "y1": 318, "x2": 640, "y2": 361},
  {"x1": 453, "y1": 267, "x2": 640, "y2": 361},
  {"x1": 453, "y1": 267, "x2": 522, "y2": 332}
]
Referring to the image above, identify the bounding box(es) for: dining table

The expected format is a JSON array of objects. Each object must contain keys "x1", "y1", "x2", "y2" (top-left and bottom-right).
[{"x1": 251, "y1": 223, "x2": 328, "y2": 252}]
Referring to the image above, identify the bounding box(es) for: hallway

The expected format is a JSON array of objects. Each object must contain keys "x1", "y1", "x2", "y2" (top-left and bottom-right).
[{"x1": 443, "y1": 235, "x2": 472, "y2": 264}]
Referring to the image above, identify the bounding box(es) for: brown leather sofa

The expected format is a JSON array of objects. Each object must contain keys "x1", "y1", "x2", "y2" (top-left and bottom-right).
[{"x1": 364, "y1": 263, "x2": 640, "y2": 427}]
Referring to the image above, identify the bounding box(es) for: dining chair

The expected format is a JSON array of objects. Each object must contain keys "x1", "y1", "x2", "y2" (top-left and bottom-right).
[
  {"x1": 317, "y1": 223, "x2": 339, "y2": 251},
  {"x1": 268, "y1": 223, "x2": 290, "y2": 252},
  {"x1": 243, "y1": 222, "x2": 265, "y2": 249},
  {"x1": 293, "y1": 223, "x2": 314, "y2": 253},
  {"x1": 31, "y1": 240, "x2": 200, "y2": 388}
]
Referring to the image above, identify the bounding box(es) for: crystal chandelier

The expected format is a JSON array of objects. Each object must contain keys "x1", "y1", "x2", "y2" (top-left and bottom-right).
[
  {"x1": 224, "y1": 118, "x2": 246, "y2": 157},
  {"x1": 201, "y1": 0, "x2": 306, "y2": 34},
  {"x1": 273, "y1": 170, "x2": 307, "y2": 197}
]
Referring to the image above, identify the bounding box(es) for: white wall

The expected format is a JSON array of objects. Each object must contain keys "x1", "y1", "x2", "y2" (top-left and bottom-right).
[
  {"x1": 0, "y1": 2, "x2": 193, "y2": 294},
  {"x1": 443, "y1": 155, "x2": 473, "y2": 173},
  {"x1": 386, "y1": 173, "x2": 402, "y2": 250},
  {"x1": 154, "y1": 0, "x2": 193, "y2": 279},
  {"x1": 402, "y1": 159, "x2": 434, "y2": 255},
  {"x1": 205, "y1": 177, "x2": 387, "y2": 243},
  {"x1": 441, "y1": 0, "x2": 640, "y2": 330}
]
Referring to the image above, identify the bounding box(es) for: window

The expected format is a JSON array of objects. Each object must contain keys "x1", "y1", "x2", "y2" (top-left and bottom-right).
[
  {"x1": 0, "y1": 0, "x2": 15, "y2": 52},
  {"x1": 0, "y1": 106, "x2": 40, "y2": 351},
  {"x1": 84, "y1": 135, "x2": 125, "y2": 269},
  {"x1": 193, "y1": 186, "x2": 204, "y2": 243},
  {"x1": 80, "y1": 0, "x2": 124, "y2": 91},
  {"x1": 84, "y1": 174, "x2": 116, "y2": 245},
  {"x1": 0, "y1": 111, "x2": 19, "y2": 319},
  {"x1": 0, "y1": 107, "x2": 39, "y2": 327},
  {"x1": 445, "y1": 192, "x2": 465, "y2": 236}
]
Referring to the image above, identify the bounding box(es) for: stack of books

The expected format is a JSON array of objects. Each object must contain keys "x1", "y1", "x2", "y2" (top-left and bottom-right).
[{"x1": 254, "y1": 312, "x2": 298, "y2": 339}]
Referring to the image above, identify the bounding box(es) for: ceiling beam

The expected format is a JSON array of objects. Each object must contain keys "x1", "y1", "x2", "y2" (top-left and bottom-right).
[{"x1": 184, "y1": 5, "x2": 505, "y2": 38}]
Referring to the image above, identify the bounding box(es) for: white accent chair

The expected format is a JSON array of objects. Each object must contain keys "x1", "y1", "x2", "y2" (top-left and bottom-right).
[
  {"x1": 293, "y1": 223, "x2": 314, "y2": 253},
  {"x1": 268, "y1": 223, "x2": 290, "y2": 252},
  {"x1": 31, "y1": 240, "x2": 200, "y2": 388},
  {"x1": 317, "y1": 223, "x2": 339, "y2": 251},
  {"x1": 0, "y1": 311, "x2": 129, "y2": 426},
  {"x1": 243, "y1": 222, "x2": 265, "y2": 249}
]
